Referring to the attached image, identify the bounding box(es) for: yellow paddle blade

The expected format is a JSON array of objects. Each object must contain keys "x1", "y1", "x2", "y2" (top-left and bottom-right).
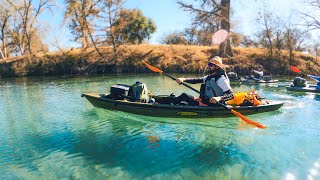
[
  {"x1": 230, "y1": 109, "x2": 266, "y2": 129},
  {"x1": 143, "y1": 62, "x2": 163, "y2": 73}
]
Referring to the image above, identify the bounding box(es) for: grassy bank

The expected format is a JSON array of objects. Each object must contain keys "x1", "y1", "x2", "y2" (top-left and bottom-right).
[{"x1": 0, "y1": 45, "x2": 319, "y2": 78}]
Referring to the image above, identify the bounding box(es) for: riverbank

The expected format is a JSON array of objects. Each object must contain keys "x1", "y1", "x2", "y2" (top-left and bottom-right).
[{"x1": 0, "y1": 45, "x2": 319, "y2": 78}]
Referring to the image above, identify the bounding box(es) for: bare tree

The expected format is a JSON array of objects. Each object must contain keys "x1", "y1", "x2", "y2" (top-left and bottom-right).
[
  {"x1": 6, "y1": 0, "x2": 55, "y2": 55},
  {"x1": 178, "y1": 0, "x2": 233, "y2": 57},
  {"x1": 256, "y1": 3, "x2": 285, "y2": 57},
  {"x1": 0, "y1": 3, "x2": 11, "y2": 59},
  {"x1": 64, "y1": 0, "x2": 102, "y2": 49},
  {"x1": 300, "y1": 0, "x2": 320, "y2": 31},
  {"x1": 284, "y1": 26, "x2": 309, "y2": 51},
  {"x1": 178, "y1": 0, "x2": 220, "y2": 30},
  {"x1": 100, "y1": 0, "x2": 124, "y2": 52},
  {"x1": 183, "y1": 27, "x2": 198, "y2": 45}
]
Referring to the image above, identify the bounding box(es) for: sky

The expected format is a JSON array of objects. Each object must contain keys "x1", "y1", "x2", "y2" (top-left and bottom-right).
[
  {"x1": 43, "y1": 0, "x2": 192, "y2": 48},
  {"x1": 41, "y1": 0, "x2": 318, "y2": 51},
  {"x1": 124, "y1": 0, "x2": 191, "y2": 44}
]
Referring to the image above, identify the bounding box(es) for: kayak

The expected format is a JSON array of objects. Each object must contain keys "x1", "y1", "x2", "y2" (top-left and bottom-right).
[
  {"x1": 82, "y1": 93, "x2": 284, "y2": 118},
  {"x1": 239, "y1": 78, "x2": 279, "y2": 84},
  {"x1": 286, "y1": 85, "x2": 320, "y2": 93}
]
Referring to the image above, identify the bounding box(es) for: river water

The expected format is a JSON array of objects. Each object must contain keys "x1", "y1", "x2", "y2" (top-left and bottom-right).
[{"x1": 0, "y1": 74, "x2": 319, "y2": 179}]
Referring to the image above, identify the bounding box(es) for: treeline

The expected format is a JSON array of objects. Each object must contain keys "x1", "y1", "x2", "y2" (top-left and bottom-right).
[
  {"x1": 0, "y1": 0, "x2": 156, "y2": 59},
  {"x1": 0, "y1": 0, "x2": 320, "y2": 77},
  {"x1": 0, "y1": 45, "x2": 319, "y2": 78},
  {"x1": 164, "y1": 0, "x2": 320, "y2": 60}
]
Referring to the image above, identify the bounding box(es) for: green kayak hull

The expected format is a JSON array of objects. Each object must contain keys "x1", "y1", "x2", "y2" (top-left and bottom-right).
[
  {"x1": 82, "y1": 93, "x2": 284, "y2": 118},
  {"x1": 286, "y1": 86, "x2": 320, "y2": 93}
]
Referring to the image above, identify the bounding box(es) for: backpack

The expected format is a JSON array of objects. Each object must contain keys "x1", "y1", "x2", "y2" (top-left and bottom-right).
[
  {"x1": 129, "y1": 82, "x2": 149, "y2": 103},
  {"x1": 293, "y1": 77, "x2": 307, "y2": 87}
]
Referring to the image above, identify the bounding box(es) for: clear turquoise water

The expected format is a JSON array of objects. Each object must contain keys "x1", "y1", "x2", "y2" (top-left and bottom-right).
[{"x1": 0, "y1": 74, "x2": 319, "y2": 179}]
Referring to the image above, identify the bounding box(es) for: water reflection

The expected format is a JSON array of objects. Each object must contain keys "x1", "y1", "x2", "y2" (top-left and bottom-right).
[{"x1": 1, "y1": 108, "x2": 256, "y2": 178}]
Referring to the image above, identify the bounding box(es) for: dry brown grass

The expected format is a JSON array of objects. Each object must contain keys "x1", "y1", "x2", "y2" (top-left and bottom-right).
[{"x1": 0, "y1": 44, "x2": 319, "y2": 77}]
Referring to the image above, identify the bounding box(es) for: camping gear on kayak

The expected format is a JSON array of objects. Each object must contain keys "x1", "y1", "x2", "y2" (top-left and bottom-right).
[
  {"x1": 143, "y1": 62, "x2": 267, "y2": 129},
  {"x1": 110, "y1": 84, "x2": 131, "y2": 100},
  {"x1": 82, "y1": 93, "x2": 284, "y2": 118},
  {"x1": 292, "y1": 77, "x2": 307, "y2": 87},
  {"x1": 109, "y1": 82, "x2": 150, "y2": 102},
  {"x1": 227, "y1": 90, "x2": 263, "y2": 106},
  {"x1": 130, "y1": 81, "x2": 150, "y2": 103},
  {"x1": 286, "y1": 77, "x2": 320, "y2": 93}
]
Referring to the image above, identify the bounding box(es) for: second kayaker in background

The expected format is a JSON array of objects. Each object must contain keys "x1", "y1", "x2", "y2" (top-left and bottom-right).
[{"x1": 251, "y1": 68, "x2": 264, "y2": 80}]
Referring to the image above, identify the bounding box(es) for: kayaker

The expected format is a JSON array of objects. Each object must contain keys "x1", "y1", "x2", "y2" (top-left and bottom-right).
[
  {"x1": 175, "y1": 56, "x2": 234, "y2": 105},
  {"x1": 251, "y1": 68, "x2": 264, "y2": 80}
]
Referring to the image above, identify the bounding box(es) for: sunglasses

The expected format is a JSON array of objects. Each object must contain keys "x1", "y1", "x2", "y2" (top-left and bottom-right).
[{"x1": 208, "y1": 62, "x2": 215, "y2": 67}]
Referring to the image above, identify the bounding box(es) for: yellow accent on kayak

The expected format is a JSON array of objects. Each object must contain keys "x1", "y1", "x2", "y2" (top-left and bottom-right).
[{"x1": 177, "y1": 112, "x2": 198, "y2": 116}]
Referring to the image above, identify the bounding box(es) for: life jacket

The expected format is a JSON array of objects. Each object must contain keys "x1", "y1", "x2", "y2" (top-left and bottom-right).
[
  {"x1": 129, "y1": 81, "x2": 149, "y2": 103},
  {"x1": 200, "y1": 71, "x2": 228, "y2": 100}
]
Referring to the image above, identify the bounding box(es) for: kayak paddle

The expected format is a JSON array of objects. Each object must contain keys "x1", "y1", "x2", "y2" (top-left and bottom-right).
[
  {"x1": 143, "y1": 62, "x2": 267, "y2": 129},
  {"x1": 290, "y1": 65, "x2": 312, "y2": 77},
  {"x1": 290, "y1": 66, "x2": 320, "y2": 82}
]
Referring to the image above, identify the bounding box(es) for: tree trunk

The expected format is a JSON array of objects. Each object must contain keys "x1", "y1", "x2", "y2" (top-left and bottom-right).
[
  {"x1": 85, "y1": 21, "x2": 104, "y2": 59},
  {"x1": 82, "y1": 30, "x2": 88, "y2": 48},
  {"x1": 0, "y1": 49, "x2": 4, "y2": 59},
  {"x1": 219, "y1": 0, "x2": 233, "y2": 57},
  {"x1": 26, "y1": 34, "x2": 33, "y2": 55},
  {"x1": 1, "y1": 38, "x2": 6, "y2": 59}
]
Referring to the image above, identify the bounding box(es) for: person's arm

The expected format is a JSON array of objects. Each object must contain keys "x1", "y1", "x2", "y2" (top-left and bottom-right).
[
  {"x1": 252, "y1": 70, "x2": 263, "y2": 77},
  {"x1": 209, "y1": 89, "x2": 234, "y2": 103},
  {"x1": 176, "y1": 76, "x2": 206, "y2": 84}
]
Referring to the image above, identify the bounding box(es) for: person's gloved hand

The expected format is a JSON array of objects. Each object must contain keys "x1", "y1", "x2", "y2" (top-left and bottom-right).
[
  {"x1": 209, "y1": 96, "x2": 222, "y2": 104},
  {"x1": 176, "y1": 78, "x2": 186, "y2": 85}
]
